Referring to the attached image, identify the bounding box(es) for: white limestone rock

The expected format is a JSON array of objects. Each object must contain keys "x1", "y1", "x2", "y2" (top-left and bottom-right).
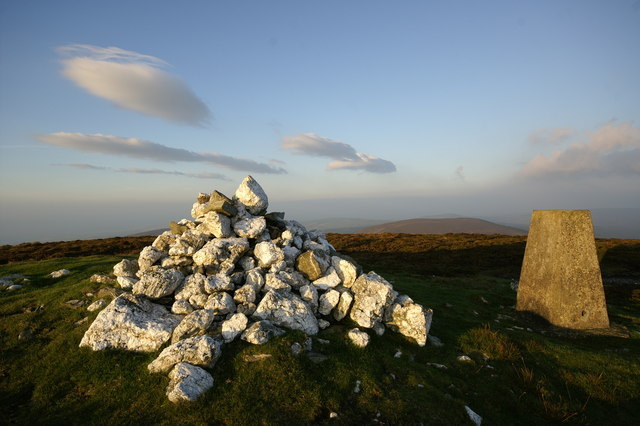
[
  {"x1": 275, "y1": 270, "x2": 308, "y2": 289},
  {"x1": 465, "y1": 406, "x2": 483, "y2": 426},
  {"x1": 233, "y1": 175, "x2": 269, "y2": 216},
  {"x1": 166, "y1": 362, "x2": 214, "y2": 403},
  {"x1": 174, "y1": 273, "x2": 209, "y2": 309},
  {"x1": 291, "y1": 342, "x2": 304, "y2": 356},
  {"x1": 237, "y1": 302, "x2": 257, "y2": 316},
  {"x1": 79, "y1": 293, "x2": 180, "y2": 352},
  {"x1": 204, "y1": 274, "x2": 234, "y2": 293},
  {"x1": 318, "y1": 319, "x2": 330, "y2": 329},
  {"x1": 312, "y1": 267, "x2": 342, "y2": 290},
  {"x1": 278, "y1": 229, "x2": 294, "y2": 246},
  {"x1": 244, "y1": 268, "x2": 265, "y2": 292},
  {"x1": 195, "y1": 211, "x2": 232, "y2": 238},
  {"x1": 191, "y1": 201, "x2": 208, "y2": 220},
  {"x1": 347, "y1": 328, "x2": 370, "y2": 348},
  {"x1": 233, "y1": 216, "x2": 266, "y2": 239},
  {"x1": 349, "y1": 272, "x2": 397, "y2": 329},
  {"x1": 238, "y1": 256, "x2": 256, "y2": 271},
  {"x1": 133, "y1": 266, "x2": 184, "y2": 299},
  {"x1": 192, "y1": 238, "x2": 250, "y2": 270},
  {"x1": 168, "y1": 230, "x2": 209, "y2": 257},
  {"x1": 254, "y1": 290, "x2": 319, "y2": 335},
  {"x1": 113, "y1": 259, "x2": 139, "y2": 277},
  {"x1": 221, "y1": 312, "x2": 249, "y2": 342},
  {"x1": 87, "y1": 299, "x2": 108, "y2": 312},
  {"x1": 384, "y1": 295, "x2": 433, "y2": 347},
  {"x1": 204, "y1": 292, "x2": 236, "y2": 315},
  {"x1": 303, "y1": 240, "x2": 332, "y2": 256},
  {"x1": 241, "y1": 320, "x2": 285, "y2": 345},
  {"x1": 163, "y1": 257, "x2": 193, "y2": 270},
  {"x1": 333, "y1": 289, "x2": 354, "y2": 321},
  {"x1": 234, "y1": 284, "x2": 257, "y2": 304},
  {"x1": 253, "y1": 241, "x2": 284, "y2": 268},
  {"x1": 138, "y1": 246, "x2": 165, "y2": 272},
  {"x1": 171, "y1": 299, "x2": 195, "y2": 315},
  {"x1": 299, "y1": 284, "x2": 318, "y2": 313},
  {"x1": 49, "y1": 269, "x2": 71, "y2": 278},
  {"x1": 89, "y1": 274, "x2": 114, "y2": 284},
  {"x1": 282, "y1": 245, "x2": 301, "y2": 267},
  {"x1": 152, "y1": 231, "x2": 177, "y2": 252},
  {"x1": 332, "y1": 256, "x2": 358, "y2": 288},
  {"x1": 318, "y1": 289, "x2": 341, "y2": 316},
  {"x1": 148, "y1": 335, "x2": 223, "y2": 373},
  {"x1": 116, "y1": 276, "x2": 137, "y2": 291},
  {"x1": 269, "y1": 260, "x2": 288, "y2": 273},
  {"x1": 171, "y1": 309, "x2": 218, "y2": 343},
  {"x1": 264, "y1": 272, "x2": 292, "y2": 293},
  {"x1": 283, "y1": 220, "x2": 308, "y2": 239}
]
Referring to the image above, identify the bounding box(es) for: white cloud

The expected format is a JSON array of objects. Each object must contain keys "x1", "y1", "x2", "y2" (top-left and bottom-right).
[
  {"x1": 520, "y1": 121, "x2": 640, "y2": 178},
  {"x1": 200, "y1": 152, "x2": 287, "y2": 174},
  {"x1": 454, "y1": 165, "x2": 465, "y2": 180},
  {"x1": 65, "y1": 163, "x2": 229, "y2": 180},
  {"x1": 327, "y1": 153, "x2": 397, "y2": 173},
  {"x1": 37, "y1": 132, "x2": 286, "y2": 174},
  {"x1": 527, "y1": 127, "x2": 574, "y2": 145},
  {"x1": 282, "y1": 133, "x2": 358, "y2": 159},
  {"x1": 281, "y1": 133, "x2": 396, "y2": 174},
  {"x1": 58, "y1": 44, "x2": 211, "y2": 126},
  {"x1": 38, "y1": 132, "x2": 200, "y2": 161}
]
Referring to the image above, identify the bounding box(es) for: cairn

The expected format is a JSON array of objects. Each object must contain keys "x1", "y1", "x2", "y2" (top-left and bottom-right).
[{"x1": 80, "y1": 176, "x2": 433, "y2": 402}]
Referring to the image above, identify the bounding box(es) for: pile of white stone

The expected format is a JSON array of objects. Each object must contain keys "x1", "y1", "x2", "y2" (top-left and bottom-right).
[
  {"x1": 79, "y1": 176, "x2": 433, "y2": 403},
  {"x1": 1, "y1": 274, "x2": 29, "y2": 292}
]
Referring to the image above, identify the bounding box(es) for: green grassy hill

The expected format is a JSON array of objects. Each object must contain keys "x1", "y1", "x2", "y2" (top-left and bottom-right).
[{"x1": 1, "y1": 235, "x2": 639, "y2": 425}]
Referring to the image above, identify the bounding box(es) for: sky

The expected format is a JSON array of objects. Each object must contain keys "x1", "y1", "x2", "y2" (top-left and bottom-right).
[{"x1": 1, "y1": 0, "x2": 639, "y2": 244}]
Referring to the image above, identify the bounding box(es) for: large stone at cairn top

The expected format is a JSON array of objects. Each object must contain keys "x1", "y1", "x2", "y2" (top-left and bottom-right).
[
  {"x1": 516, "y1": 210, "x2": 609, "y2": 329},
  {"x1": 234, "y1": 175, "x2": 268, "y2": 215}
]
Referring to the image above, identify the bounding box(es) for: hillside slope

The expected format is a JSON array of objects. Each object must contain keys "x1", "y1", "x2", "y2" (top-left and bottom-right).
[{"x1": 357, "y1": 218, "x2": 526, "y2": 236}]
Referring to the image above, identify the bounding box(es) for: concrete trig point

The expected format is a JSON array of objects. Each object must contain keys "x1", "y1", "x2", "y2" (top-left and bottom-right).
[{"x1": 516, "y1": 210, "x2": 609, "y2": 329}]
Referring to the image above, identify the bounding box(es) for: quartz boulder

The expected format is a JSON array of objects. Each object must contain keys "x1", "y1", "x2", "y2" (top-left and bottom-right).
[
  {"x1": 254, "y1": 290, "x2": 319, "y2": 335},
  {"x1": 384, "y1": 295, "x2": 433, "y2": 346},
  {"x1": 79, "y1": 293, "x2": 180, "y2": 352},
  {"x1": 166, "y1": 362, "x2": 214, "y2": 403},
  {"x1": 133, "y1": 267, "x2": 184, "y2": 299},
  {"x1": 148, "y1": 335, "x2": 223, "y2": 373},
  {"x1": 350, "y1": 272, "x2": 397, "y2": 329},
  {"x1": 233, "y1": 175, "x2": 269, "y2": 215}
]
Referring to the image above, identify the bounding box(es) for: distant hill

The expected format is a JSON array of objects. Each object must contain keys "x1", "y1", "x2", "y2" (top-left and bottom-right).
[
  {"x1": 128, "y1": 228, "x2": 167, "y2": 237},
  {"x1": 357, "y1": 218, "x2": 527, "y2": 236},
  {"x1": 302, "y1": 218, "x2": 387, "y2": 233}
]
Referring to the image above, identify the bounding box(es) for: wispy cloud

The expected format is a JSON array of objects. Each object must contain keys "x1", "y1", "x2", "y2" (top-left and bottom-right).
[
  {"x1": 281, "y1": 133, "x2": 396, "y2": 174},
  {"x1": 527, "y1": 127, "x2": 574, "y2": 145},
  {"x1": 520, "y1": 121, "x2": 640, "y2": 178},
  {"x1": 37, "y1": 132, "x2": 287, "y2": 174},
  {"x1": 64, "y1": 163, "x2": 229, "y2": 180},
  {"x1": 58, "y1": 44, "x2": 211, "y2": 126},
  {"x1": 327, "y1": 153, "x2": 397, "y2": 173},
  {"x1": 454, "y1": 165, "x2": 465, "y2": 180}
]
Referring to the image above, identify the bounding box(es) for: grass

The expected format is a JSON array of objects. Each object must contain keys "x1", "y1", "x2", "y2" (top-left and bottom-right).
[{"x1": 1, "y1": 235, "x2": 639, "y2": 425}]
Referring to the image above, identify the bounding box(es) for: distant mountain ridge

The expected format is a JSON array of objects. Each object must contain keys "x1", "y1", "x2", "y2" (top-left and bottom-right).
[{"x1": 356, "y1": 218, "x2": 527, "y2": 236}]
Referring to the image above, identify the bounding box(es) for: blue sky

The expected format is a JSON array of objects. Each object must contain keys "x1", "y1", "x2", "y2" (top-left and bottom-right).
[{"x1": 1, "y1": 0, "x2": 639, "y2": 243}]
